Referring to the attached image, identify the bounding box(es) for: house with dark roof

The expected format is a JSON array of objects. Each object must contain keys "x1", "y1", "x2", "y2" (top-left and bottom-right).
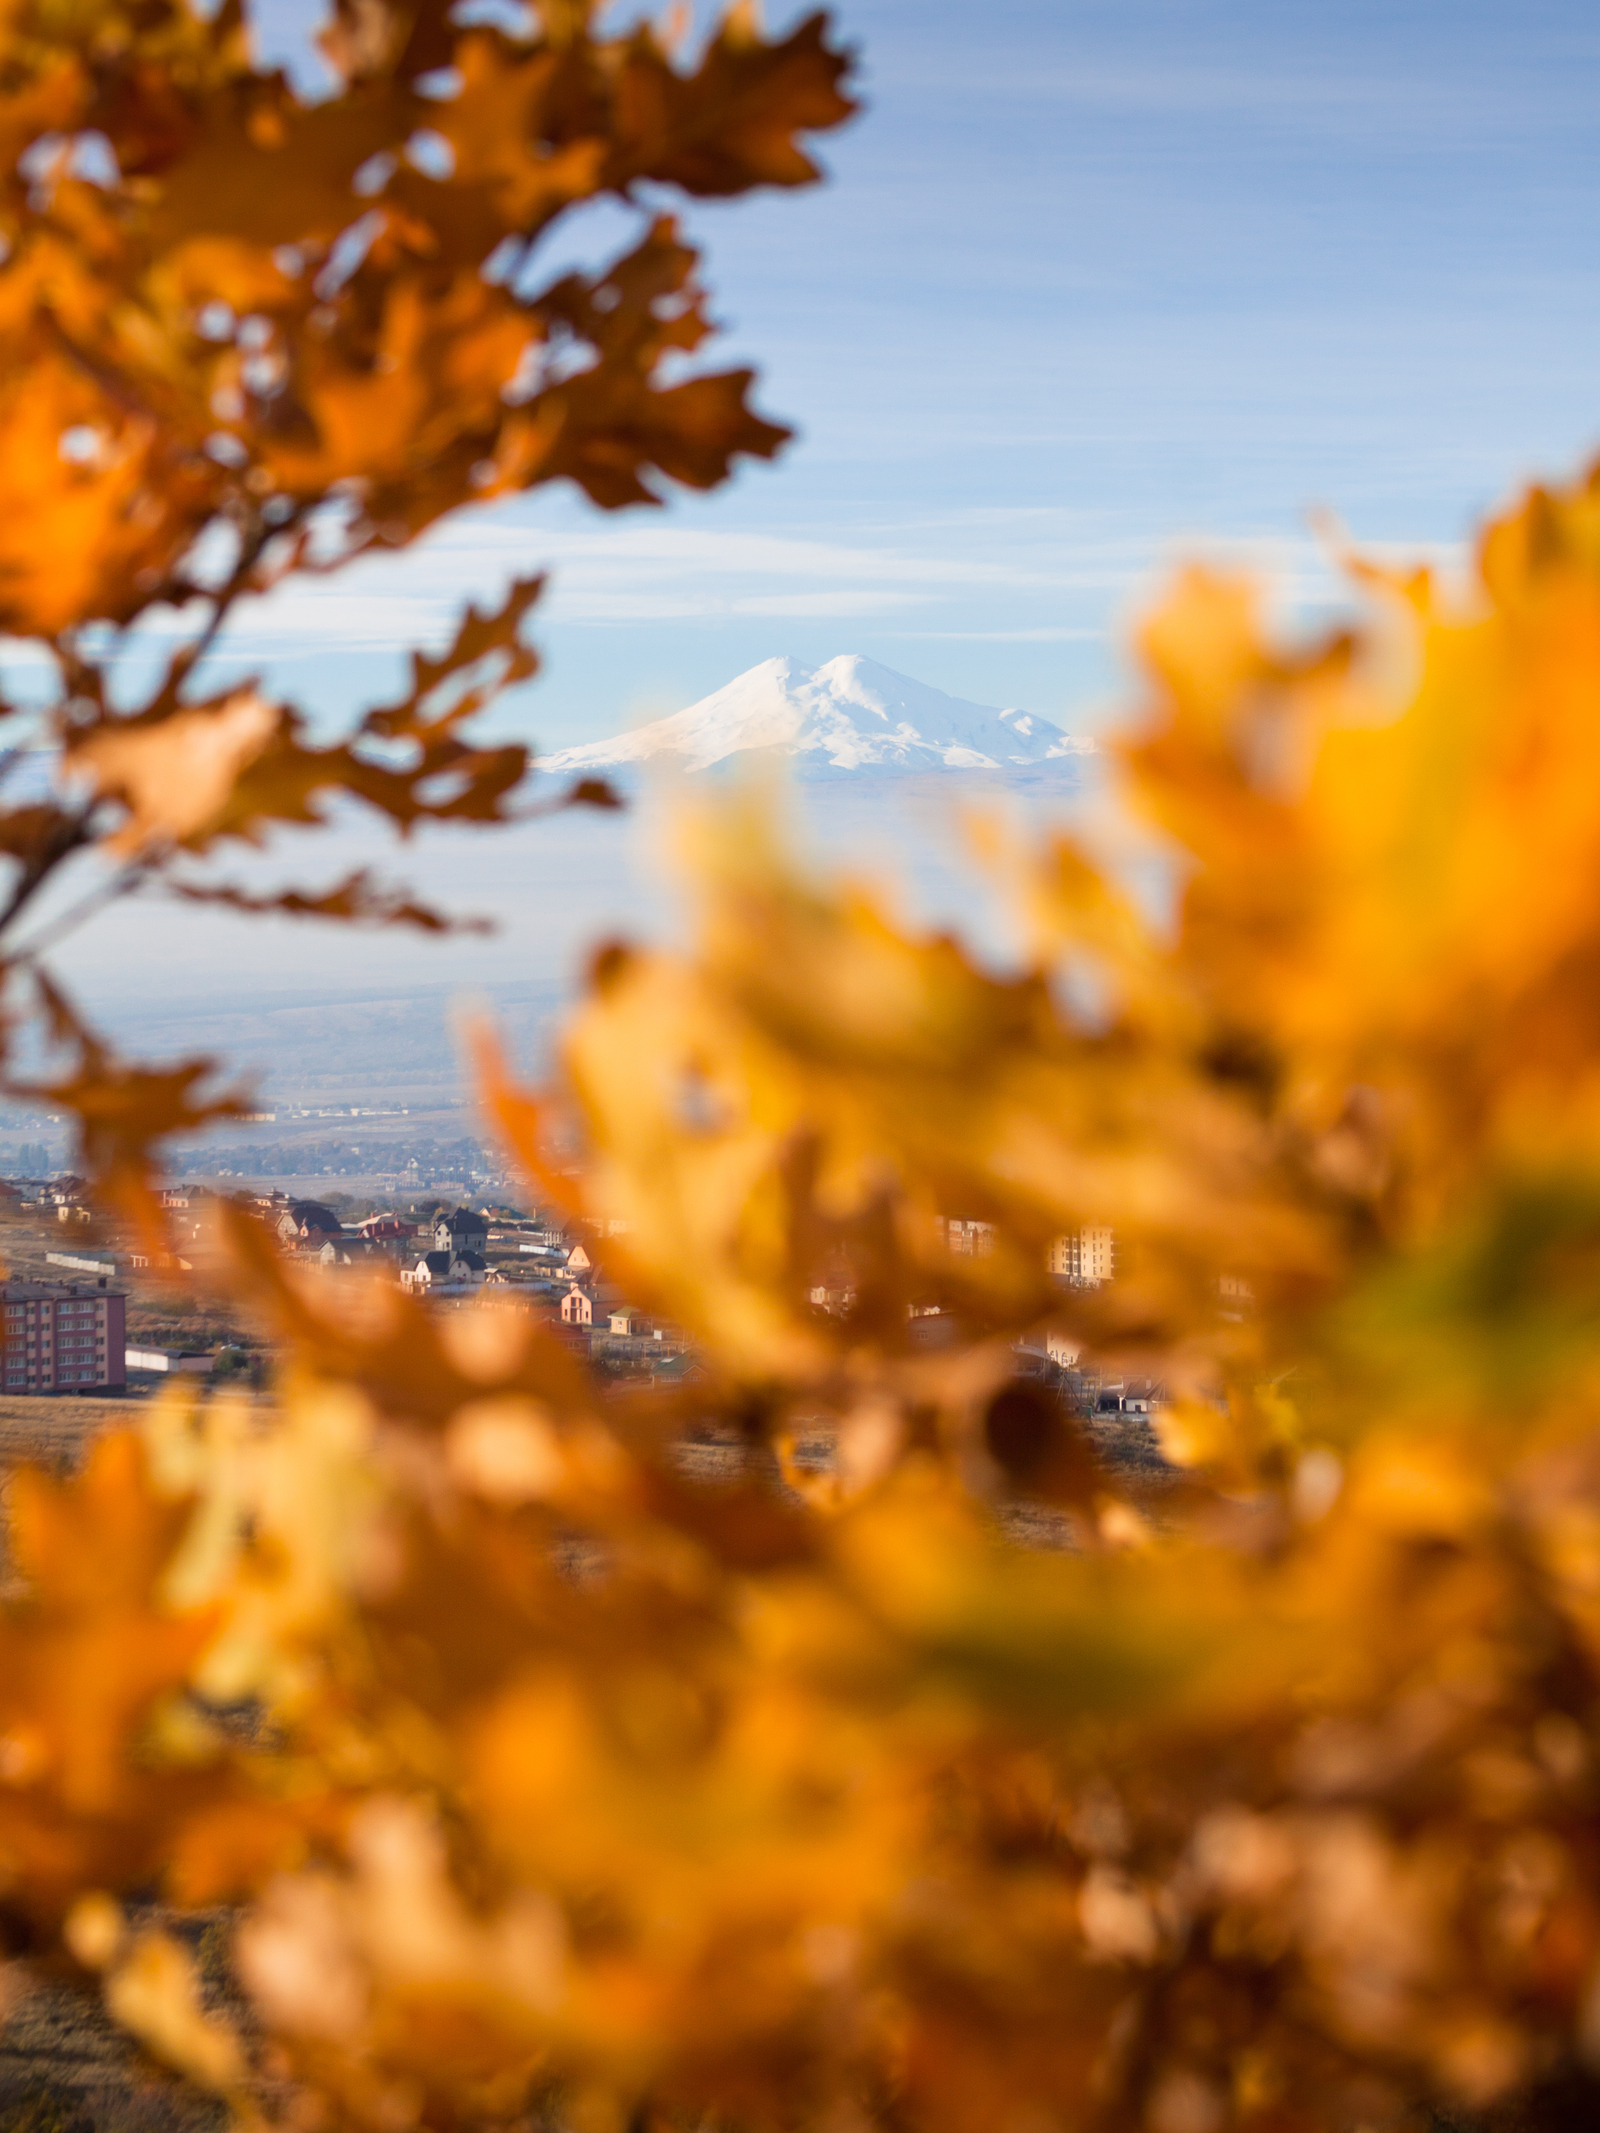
[
  {"x1": 277, "y1": 1200, "x2": 345, "y2": 1248},
  {"x1": 433, "y1": 1207, "x2": 488, "y2": 1256},
  {"x1": 402, "y1": 1249, "x2": 489, "y2": 1294}
]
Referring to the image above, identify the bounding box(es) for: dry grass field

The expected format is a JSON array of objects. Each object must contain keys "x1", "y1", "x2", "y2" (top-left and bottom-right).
[{"x1": 0, "y1": 1394, "x2": 150, "y2": 1473}]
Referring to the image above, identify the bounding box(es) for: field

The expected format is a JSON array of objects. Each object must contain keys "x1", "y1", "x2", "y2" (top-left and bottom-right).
[{"x1": 0, "y1": 1393, "x2": 148, "y2": 1472}]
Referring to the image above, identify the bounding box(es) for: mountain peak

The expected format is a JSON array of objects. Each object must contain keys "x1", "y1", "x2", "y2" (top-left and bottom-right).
[{"x1": 540, "y1": 655, "x2": 1093, "y2": 781}]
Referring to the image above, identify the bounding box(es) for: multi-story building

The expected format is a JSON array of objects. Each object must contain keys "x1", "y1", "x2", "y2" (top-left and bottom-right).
[
  {"x1": 1, "y1": 1281, "x2": 127, "y2": 1394},
  {"x1": 1048, "y1": 1225, "x2": 1116, "y2": 1286}
]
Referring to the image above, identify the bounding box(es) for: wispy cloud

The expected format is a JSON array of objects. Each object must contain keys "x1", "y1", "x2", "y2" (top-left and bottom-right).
[
  {"x1": 49, "y1": 505, "x2": 1467, "y2": 695},
  {"x1": 173, "y1": 508, "x2": 1158, "y2": 654},
  {"x1": 884, "y1": 58, "x2": 1549, "y2": 139},
  {"x1": 884, "y1": 626, "x2": 1104, "y2": 643}
]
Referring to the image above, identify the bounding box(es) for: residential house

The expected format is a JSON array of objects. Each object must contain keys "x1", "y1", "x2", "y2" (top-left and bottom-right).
[
  {"x1": 314, "y1": 1237, "x2": 386, "y2": 1269},
  {"x1": 433, "y1": 1207, "x2": 488, "y2": 1256},
  {"x1": 353, "y1": 1212, "x2": 418, "y2": 1262},
  {"x1": 1094, "y1": 1380, "x2": 1162, "y2": 1416},
  {"x1": 402, "y1": 1249, "x2": 489, "y2": 1294},
  {"x1": 277, "y1": 1199, "x2": 344, "y2": 1249},
  {"x1": 646, "y1": 1352, "x2": 706, "y2": 1388}
]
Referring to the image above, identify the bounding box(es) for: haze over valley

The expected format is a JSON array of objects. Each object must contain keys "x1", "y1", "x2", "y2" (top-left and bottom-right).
[{"x1": 2, "y1": 656, "x2": 1103, "y2": 1176}]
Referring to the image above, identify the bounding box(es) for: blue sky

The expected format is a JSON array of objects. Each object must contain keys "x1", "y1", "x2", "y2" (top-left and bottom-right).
[
  {"x1": 26, "y1": 0, "x2": 1600, "y2": 1050},
  {"x1": 229, "y1": 0, "x2": 1600, "y2": 752}
]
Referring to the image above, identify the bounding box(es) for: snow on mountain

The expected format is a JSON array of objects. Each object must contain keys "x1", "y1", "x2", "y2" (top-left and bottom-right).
[{"x1": 539, "y1": 654, "x2": 1094, "y2": 781}]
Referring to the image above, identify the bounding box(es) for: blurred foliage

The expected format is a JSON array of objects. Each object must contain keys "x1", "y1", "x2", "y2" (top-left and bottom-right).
[
  {"x1": 2, "y1": 6, "x2": 1600, "y2": 2133},
  {"x1": 0, "y1": 0, "x2": 851, "y2": 1222}
]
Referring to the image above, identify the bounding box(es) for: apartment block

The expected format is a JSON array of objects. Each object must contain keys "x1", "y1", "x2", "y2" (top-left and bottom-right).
[
  {"x1": 1, "y1": 1281, "x2": 126, "y2": 1394},
  {"x1": 1048, "y1": 1225, "x2": 1116, "y2": 1286}
]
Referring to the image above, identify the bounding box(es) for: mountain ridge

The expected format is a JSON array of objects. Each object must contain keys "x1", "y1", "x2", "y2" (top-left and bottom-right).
[{"x1": 539, "y1": 654, "x2": 1094, "y2": 781}]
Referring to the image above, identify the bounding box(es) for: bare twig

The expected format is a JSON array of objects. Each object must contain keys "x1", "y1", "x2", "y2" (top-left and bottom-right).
[
  {"x1": 3, "y1": 845, "x2": 158, "y2": 968},
  {"x1": 0, "y1": 804, "x2": 96, "y2": 946}
]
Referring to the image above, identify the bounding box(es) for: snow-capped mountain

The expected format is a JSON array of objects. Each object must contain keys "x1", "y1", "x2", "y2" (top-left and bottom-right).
[{"x1": 539, "y1": 654, "x2": 1093, "y2": 781}]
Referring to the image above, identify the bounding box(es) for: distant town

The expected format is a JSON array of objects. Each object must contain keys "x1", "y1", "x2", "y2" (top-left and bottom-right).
[{"x1": 0, "y1": 1174, "x2": 1162, "y2": 1458}]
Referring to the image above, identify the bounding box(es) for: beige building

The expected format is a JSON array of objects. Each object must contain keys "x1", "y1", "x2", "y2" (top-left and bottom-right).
[{"x1": 1048, "y1": 1225, "x2": 1115, "y2": 1286}]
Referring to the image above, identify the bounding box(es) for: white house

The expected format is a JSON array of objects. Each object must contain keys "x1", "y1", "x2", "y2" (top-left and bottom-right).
[{"x1": 402, "y1": 1249, "x2": 489, "y2": 1294}]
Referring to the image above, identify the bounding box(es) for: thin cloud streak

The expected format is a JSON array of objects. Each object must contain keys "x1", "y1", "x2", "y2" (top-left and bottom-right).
[
  {"x1": 160, "y1": 513, "x2": 1158, "y2": 654},
  {"x1": 885, "y1": 627, "x2": 1104, "y2": 643}
]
